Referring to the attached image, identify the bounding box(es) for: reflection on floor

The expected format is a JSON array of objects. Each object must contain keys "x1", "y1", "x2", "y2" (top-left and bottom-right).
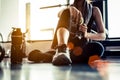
[{"x1": 0, "y1": 57, "x2": 120, "y2": 80}]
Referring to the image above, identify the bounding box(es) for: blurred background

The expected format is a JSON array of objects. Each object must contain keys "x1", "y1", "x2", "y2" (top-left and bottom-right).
[{"x1": 0, "y1": 0, "x2": 120, "y2": 57}]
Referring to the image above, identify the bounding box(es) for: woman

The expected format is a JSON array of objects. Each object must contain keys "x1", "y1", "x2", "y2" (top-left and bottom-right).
[{"x1": 28, "y1": 0, "x2": 106, "y2": 65}]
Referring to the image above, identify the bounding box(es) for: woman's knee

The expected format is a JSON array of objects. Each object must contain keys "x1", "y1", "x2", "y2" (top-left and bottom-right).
[
  {"x1": 95, "y1": 42, "x2": 104, "y2": 56},
  {"x1": 93, "y1": 42, "x2": 104, "y2": 53},
  {"x1": 57, "y1": 8, "x2": 71, "y2": 28},
  {"x1": 84, "y1": 42, "x2": 104, "y2": 56},
  {"x1": 57, "y1": 27, "x2": 69, "y2": 33}
]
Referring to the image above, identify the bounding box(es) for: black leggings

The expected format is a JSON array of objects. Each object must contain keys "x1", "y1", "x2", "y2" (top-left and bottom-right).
[{"x1": 70, "y1": 42, "x2": 104, "y2": 64}]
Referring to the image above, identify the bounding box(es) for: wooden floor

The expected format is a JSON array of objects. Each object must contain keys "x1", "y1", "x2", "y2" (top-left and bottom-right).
[{"x1": 0, "y1": 57, "x2": 120, "y2": 80}]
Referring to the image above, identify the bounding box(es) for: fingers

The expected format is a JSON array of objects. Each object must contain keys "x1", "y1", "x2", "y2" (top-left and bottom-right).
[{"x1": 79, "y1": 24, "x2": 87, "y2": 32}]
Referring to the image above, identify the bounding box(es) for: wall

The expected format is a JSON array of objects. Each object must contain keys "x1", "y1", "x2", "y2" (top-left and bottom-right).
[
  {"x1": 0, "y1": 0, "x2": 19, "y2": 41},
  {"x1": 0, "y1": 0, "x2": 1, "y2": 18},
  {"x1": 0, "y1": 0, "x2": 52, "y2": 57}
]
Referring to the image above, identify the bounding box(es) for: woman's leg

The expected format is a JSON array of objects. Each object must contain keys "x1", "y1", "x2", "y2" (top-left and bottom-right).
[
  {"x1": 70, "y1": 42, "x2": 104, "y2": 64},
  {"x1": 84, "y1": 42, "x2": 104, "y2": 66},
  {"x1": 52, "y1": 8, "x2": 72, "y2": 65},
  {"x1": 57, "y1": 28, "x2": 69, "y2": 46},
  {"x1": 83, "y1": 42, "x2": 104, "y2": 57},
  {"x1": 28, "y1": 8, "x2": 72, "y2": 64},
  {"x1": 51, "y1": 8, "x2": 71, "y2": 49},
  {"x1": 28, "y1": 50, "x2": 56, "y2": 63}
]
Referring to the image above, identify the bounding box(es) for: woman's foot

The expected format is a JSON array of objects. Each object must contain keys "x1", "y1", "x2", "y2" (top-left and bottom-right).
[
  {"x1": 52, "y1": 44, "x2": 72, "y2": 65},
  {"x1": 28, "y1": 50, "x2": 54, "y2": 63}
]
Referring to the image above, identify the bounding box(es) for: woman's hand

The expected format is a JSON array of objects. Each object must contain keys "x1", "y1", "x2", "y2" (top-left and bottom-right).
[{"x1": 79, "y1": 24, "x2": 88, "y2": 38}]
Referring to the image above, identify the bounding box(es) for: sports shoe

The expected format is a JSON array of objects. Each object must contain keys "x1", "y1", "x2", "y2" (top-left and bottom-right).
[
  {"x1": 52, "y1": 44, "x2": 72, "y2": 65},
  {"x1": 28, "y1": 50, "x2": 54, "y2": 63}
]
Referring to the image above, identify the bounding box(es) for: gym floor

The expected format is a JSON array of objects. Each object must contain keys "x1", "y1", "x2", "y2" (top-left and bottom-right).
[{"x1": 0, "y1": 57, "x2": 120, "y2": 80}]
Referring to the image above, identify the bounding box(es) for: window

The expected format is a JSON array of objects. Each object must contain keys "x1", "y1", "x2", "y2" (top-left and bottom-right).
[
  {"x1": 107, "y1": 0, "x2": 120, "y2": 38},
  {"x1": 25, "y1": 0, "x2": 74, "y2": 40}
]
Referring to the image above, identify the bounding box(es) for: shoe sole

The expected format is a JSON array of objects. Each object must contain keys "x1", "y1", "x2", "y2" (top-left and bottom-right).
[{"x1": 52, "y1": 54, "x2": 72, "y2": 66}]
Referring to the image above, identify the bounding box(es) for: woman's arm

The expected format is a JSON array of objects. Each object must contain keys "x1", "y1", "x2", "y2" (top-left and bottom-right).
[{"x1": 84, "y1": 7, "x2": 106, "y2": 41}]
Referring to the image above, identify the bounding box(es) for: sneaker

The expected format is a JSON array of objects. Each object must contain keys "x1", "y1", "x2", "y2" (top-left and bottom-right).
[
  {"x1": 28, "y1": 50, "x2": 54, "y2": 63},
  {"x1": 52, "y1": 44, "x2": 72, "y2": 65}
]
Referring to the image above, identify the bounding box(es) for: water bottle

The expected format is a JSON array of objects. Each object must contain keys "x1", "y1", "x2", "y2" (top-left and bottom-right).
[{"x1": 11, "y1": 28, "x2": 23, "y2": 64}]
